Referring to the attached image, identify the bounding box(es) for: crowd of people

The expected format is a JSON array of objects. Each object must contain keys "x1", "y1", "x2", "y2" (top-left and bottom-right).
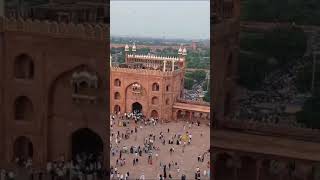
[
  {"x1": 110, "y1": 110, "x2": 210, "y2": 180},
  {"x1": 2, "y1": 153, "x2": 106, "y2": 180},
  {"x1": 234, "y1": 54, "x2": 313, "y2": 126},
  {"x1": 1, "y1": 110, "x2": 210, "y2": 180}
]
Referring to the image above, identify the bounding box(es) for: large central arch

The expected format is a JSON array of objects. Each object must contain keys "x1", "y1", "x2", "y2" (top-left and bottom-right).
[
  {"x1": 13, "y1": 136, "x2": 33, "y2": 160},
  {"x1": 132, "y1": 102, "x2": 142, "y2": 113},
  {"x1": 125, "y1": 82, "x2": 147, "y2": 114},
  {"x1": 71, "y1": 128, "x2": 103, "y2": 159}
]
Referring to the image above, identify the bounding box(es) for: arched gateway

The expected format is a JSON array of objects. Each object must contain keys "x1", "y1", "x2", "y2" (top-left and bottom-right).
[
  {"x1": 13, "y1": 136, "x2": 33, "y2": 160},
  {"x1": 132, "y1": 102, "x2": 142, "y2": 113},
  {"x1": 71, "y1": 128, "x2": 103, "y2": 158}
]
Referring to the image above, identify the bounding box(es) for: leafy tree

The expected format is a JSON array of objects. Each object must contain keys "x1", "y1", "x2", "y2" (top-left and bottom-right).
[
  {"x1": 238, "y1": 27, "x2": 307, "y2": 90},
  {"x1": 202, "y1": 80, "x2": 210, "y2": 91},
  {"x1": 262, "y1": 26, "x2": 307, "y2": 67},
  {"x1": 191, "y1": 70, "x2": 206, "y2": 83},
  {"x1": 136, "y1": 48, "x2": 151, "y2": 55},
  {"x1": 184, "y1": 78, "x2": 195, "y2": 90},
  {"x1": 238, "y1": 52, "x2": 270, "y2": 89},
  {"x1": 203, "y1": 87, "x2": 210, "y2": 102}
]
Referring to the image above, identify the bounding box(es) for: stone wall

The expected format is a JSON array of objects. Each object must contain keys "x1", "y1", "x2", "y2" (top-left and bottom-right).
[
  {"x1": 0, "y1": 17, "x2": 108, "y2": 41},
  {"x1": 0, "y1": 16, "x2": 108, "y2": 167}
]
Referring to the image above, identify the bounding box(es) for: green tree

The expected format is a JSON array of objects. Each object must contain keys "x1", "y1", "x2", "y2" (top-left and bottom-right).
[
  {"x1": 263, "y1": 26, "x2": 307, "y2": 67},
  {"x1": 203, "y1": 87, "x2": 210, "y2": 102},
  {"x1": 192, "y1": 70, "x2": 206, "y2": 83},
  {"x1": 136, "y1": 48, "x2": 151, "y2": 55},
  {"x1": 184, "y1": 78, "x2": 194, "y2": 90},
  {"x1": 238, "y1": 27, "x2": 307, "y2": 90},
  {"x1": 238, "y1": 52, "x2": 270, "y2": 90}
]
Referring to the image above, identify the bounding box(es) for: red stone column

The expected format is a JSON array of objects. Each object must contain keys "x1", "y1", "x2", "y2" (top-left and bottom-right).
[{"x1": 189, "y1": 111, "x2": 192, "y2": 121}]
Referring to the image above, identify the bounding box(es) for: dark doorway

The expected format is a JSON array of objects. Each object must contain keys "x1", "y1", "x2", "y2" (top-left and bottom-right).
[
  {"x1": 71, "y1": 128, "x2": 103, "y2": 158},
  {"x1": 132, "y1": 102, "x2": 142, "y2": 114},
  {"x1": 13, "y1": 136, "x2": 33, "y2": 160}
]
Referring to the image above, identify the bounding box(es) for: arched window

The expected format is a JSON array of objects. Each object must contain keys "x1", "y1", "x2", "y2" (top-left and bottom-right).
[
  {"x1": 114, "y1": 92, "x2": 120, "y2": 100},
  {"x1": 114, "y1": 79, "x2": 121, "y2": 87},
  {"x1": 13, "y1": 136, "x2": 33, "y2": 160},
  {"x1": 14, "y1": 96, "x2": 34, "y2": 121},
  {"x1": 177, "y1": 110, "x2": 184, "y2": 119},
  {"x1": 152, "y1": 83, "x2": 160, "y2": 91},
  {"x1": 79, "y1": 81, "x2": 89, "y2": 88},
  {"x1": 166, "y1": 98, "x2": 170, "y2": 105},
  {"x1": 166, "y1": 85, "x2": 170, "y2": 91},
  {"x1": 151, "y1": 96, "x2": 159, "y2": 105},
  {"x1": 14, "y1": 54, "x2": 34, "y2": 79},
  {"x1": 71, "y1": 70, "x2": 98, "y2": 100},
  {"x1": 114, "y1": 105, "x2": 121, "y2": 113}
]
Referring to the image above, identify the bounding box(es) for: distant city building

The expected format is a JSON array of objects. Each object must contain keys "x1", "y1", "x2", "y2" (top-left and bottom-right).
[{"x1": 192, "y1": 41, "x2": 198, "y2": 50}]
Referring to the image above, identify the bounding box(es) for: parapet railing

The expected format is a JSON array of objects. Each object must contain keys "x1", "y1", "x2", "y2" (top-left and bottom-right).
[
  {"x1": 111, "y1": 66, "x2": 182, "y2": 76},
  {"x1": 0, "y1": 17, "x2": 108, "y2": 41},
  {"x1": 127, "y1": 54, "x2": 182, "y2": 61},
  {"x1": 221, "y1": 118, "x2": 320, "y2": 142}
]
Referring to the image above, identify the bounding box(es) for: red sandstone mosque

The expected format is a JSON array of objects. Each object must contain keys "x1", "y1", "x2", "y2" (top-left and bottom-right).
[{"x1": 110, "y1": 43, "x2": 210, "y2": 122}]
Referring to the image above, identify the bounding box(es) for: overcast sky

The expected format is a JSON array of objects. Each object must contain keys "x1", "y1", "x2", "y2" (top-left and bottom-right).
[{"x1": 111, "y1": 1, "x2": 210, "y2": 40}]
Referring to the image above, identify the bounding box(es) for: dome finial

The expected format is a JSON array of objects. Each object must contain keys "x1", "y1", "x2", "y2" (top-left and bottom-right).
[
  {"x1": 125, "y1": 44, "x2": 129, "y2": 52},
  {"x1": 182, "y1": 47, "x2": 187, "y2": 56},
  {"x1": 178, "y1": 44, "x2": 183, "y2": 55},
  {"x1": 132, "y1": 42, "x2": 136, "y2": 52}
]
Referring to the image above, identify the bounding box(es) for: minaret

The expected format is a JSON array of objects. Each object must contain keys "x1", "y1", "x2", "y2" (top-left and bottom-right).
[
  {"x1": 171, "y1": 59, "x2": 175, "y2": 71},
  {"x1": 132, "y1": 42, "x2": 136, "y2": 57},
  {"x1": 124, "y1": 44, "x2": 129, "y2": 64},
  {"x1": 181, "y1": 47, "x2": 187, "y2": 68},
  {"x1": 178, "y1": 44, "x2": 183, "y2": 59},
  {"x1": 177, "y1": 44, "x2": 184, "y2": 69},
  {"x1": 163, "y1": 60, "x2": 167, "y2": 72}
]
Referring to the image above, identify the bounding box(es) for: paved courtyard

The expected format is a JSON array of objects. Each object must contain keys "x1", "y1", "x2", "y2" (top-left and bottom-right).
[{"x1": 110, "y1": 119, "x2": 210, "y2": 179}]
